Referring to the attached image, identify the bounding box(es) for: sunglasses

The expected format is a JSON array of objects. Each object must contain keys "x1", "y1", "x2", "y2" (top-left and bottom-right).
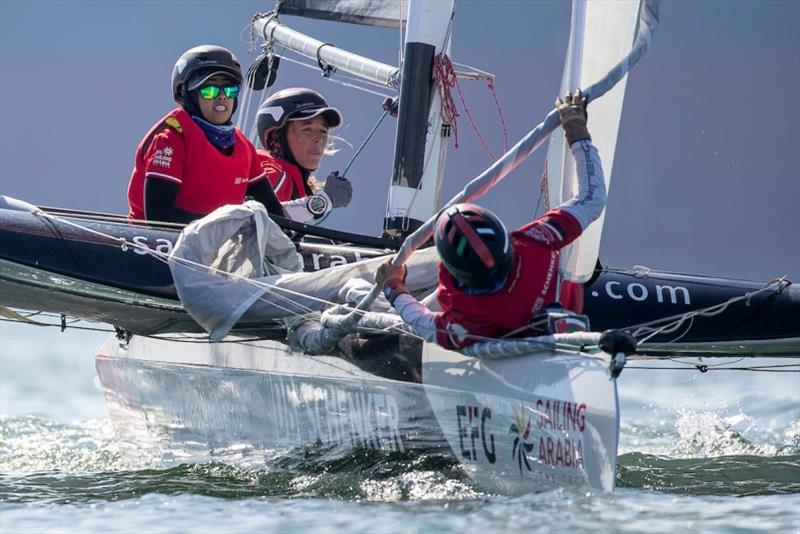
[{"x1": 198, "y1": 84, "x2": 240, "y2": 100}]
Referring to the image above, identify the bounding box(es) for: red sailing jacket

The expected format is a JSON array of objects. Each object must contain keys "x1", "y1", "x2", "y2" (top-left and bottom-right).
[
  {"x1": 434, "y1": 208, "x2": 584, "y2": 350},
  {"x1": 127, "y1": 108, "x2": 265, "y2": 220},
  {"x1": 256, "y1": 151, "x2": 309, "y2": 201}
]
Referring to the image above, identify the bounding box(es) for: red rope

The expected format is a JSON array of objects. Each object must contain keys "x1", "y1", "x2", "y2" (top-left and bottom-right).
[
  {"x1": 433, "y1": 53, "x2": 509, "y2": 161},
  {"x1": 486, "y1": 78, "x2": 509, "y2": 155},
  {"x1": 433, "y1": 54, "x2": 461, "y2": 148}
]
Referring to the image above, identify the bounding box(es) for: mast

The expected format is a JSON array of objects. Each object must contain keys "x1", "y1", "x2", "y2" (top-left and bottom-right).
[{"x1": 383, "y1": 0, "x2": 455, "y2": 237}]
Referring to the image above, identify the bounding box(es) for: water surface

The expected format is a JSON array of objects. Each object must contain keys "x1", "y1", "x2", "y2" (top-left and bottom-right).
[{"x1": 1, "y1": 321, "x2": 798, "y2": 532}]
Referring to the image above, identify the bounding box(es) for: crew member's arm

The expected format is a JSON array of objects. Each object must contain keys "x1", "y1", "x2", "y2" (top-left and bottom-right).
[
  {"x1": 517, "y1": 89, "x2": 606, "y2": 251},
  {"x1": 375, "y1": 261, "x2": 499, "y2": 350},
  {"x1": 277, "y1": 172, "x2": 353, "y2": 224},
  {"x1": 245, "y1": 144, "x2": 287, "y2": 218},
  {"x1": 246, "y1": 179, "x2": 285, "y2": 217},
  {"x1": 375, "y1": 262, "x2": 439, "y2": 342},
  {"x1": 141, "y1": 129, "x2": 203, "y2": 224},
  {"x1": 144, "y1": 180, "x2": 202, "y2": 224}
]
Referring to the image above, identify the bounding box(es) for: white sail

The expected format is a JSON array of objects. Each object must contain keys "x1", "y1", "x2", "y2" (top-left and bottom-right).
[{"x1": 545, "y1": 0, "x2": 642, "y2": 283}]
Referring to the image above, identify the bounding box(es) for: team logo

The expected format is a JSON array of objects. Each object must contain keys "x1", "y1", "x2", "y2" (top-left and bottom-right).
[
  {"x1": 152, "y1": 146, "x2": 173, "y2": 168},
  {"x1": 509, "y1": 404, "x2": 534, "y2": 474}
]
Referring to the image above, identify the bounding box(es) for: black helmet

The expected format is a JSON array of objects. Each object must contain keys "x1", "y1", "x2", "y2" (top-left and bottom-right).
[
  {"x1": 171, "y1": 44, "x2": 243, "y2": 105},
  {"x1": 434, "y1": 204, "x2": 515, "y2": 289},
  {"x1": 256, "y1": 87, "x2": 342, "y2": 147}
]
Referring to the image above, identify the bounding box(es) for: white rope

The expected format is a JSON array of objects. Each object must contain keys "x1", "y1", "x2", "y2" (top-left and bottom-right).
[{"x1": 629, "y1": 277, "x2": 791, "y2": 344}]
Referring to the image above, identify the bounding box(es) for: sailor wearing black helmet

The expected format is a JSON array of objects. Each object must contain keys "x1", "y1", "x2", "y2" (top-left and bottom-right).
[
  {"x1": 127, "y1": 44, "x2": 284, "y2": 223},
  {"x1": 255, "y1": 88, "x2": 353, "y2": 222},
  {"x1": 376, "y1": 90, "x2": 606, "y2": 350}
]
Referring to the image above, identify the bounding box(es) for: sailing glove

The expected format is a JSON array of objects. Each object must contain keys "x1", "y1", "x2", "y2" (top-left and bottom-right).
[
  {"x1": 322, "y1": 171, "x2": 353, "y2": 208},
  {"x1": 376, "y1": 260, "x2": 409, "y2": 305},
  {"x1": 557, "y1": 89, "x2": 591, "y2": 145}
]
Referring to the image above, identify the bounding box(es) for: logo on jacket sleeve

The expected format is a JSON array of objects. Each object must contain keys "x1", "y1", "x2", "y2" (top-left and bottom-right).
[{"x1": 151, "y1": 146, "x2": 174, "y2": 168}]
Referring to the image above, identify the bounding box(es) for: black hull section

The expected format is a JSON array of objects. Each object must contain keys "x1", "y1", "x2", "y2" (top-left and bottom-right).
[
  {"x1": 584, "y1": 267, "x2": 799, "y2": 353},
  {"x1": 0, "y1": 206, "x2": 390, "y2": 300},
  {"x1": 1, "y1": 204, "x2": 798, "y2": 353}
]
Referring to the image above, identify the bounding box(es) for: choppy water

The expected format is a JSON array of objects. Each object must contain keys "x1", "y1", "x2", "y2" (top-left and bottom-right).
[{"x1": 1, "y1": 321, "x2": 799, "y2": 532}]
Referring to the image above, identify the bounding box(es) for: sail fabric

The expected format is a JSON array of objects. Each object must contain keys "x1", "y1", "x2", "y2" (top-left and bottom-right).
[
  {"x1": 168, "y1": 202, "x2": 438, "y2": 341},
  {"x1": 168, "y1": 202, "x2": 302, "y2": 340},
  {"x1": 276, "y1": 0, "x2": 408, "y2": 28},
  {"x1": 545, "y1": 0, "x2": 642, "y2": 283},
  {"x1": 384, "y1": 0, "x2": 658, "y2": 272}
]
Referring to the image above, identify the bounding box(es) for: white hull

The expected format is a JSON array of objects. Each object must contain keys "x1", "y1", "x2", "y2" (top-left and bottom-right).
[{"x1": 96, "y1": 333, "x2": 620, "y2": 493}]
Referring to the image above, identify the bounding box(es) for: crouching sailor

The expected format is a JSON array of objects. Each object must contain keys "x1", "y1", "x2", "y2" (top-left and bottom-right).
[{"x1": 375, "y1": 90, "x2": 606, "y2": 350}]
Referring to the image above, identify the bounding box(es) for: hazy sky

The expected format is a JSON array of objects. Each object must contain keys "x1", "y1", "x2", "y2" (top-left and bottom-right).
[{"x1": 1, "y1": 0, "x2": 798, "y2": 281}]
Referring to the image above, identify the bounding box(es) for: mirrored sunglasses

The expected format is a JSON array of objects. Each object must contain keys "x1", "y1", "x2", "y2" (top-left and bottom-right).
[{"x1": 198, "y1": 84, "x2": 240, "y2": 100}]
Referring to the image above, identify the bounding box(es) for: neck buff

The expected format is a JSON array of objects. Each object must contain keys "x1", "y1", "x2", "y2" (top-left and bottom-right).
[
  {"x1": 192, "y1": 115, "x2": 236, "y2": 150},
  {"x1": 456, "y1": 273, "x2": 509, "y2": 296}
]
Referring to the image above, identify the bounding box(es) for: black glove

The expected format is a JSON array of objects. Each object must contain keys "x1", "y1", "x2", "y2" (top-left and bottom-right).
[
  {"x1": 556, "y1": 89, "x2": 591, "y2": 145},
  {"x1": 322, "y1": 171, "x2": 353, "y2": 208}
]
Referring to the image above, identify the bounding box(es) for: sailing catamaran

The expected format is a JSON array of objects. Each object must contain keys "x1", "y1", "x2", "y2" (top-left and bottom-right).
[{"x1": 0, "y1": 0, "x2": 797, "y2": 494}]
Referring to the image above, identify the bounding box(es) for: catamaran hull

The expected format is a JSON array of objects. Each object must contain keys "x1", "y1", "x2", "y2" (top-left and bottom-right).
[
  {"x1": 422, "y1": 344, "x2": 619, "y2": 493},
  {"x1": 95, "y1": 334, "x2": 619, "y2": 494},
  {"x1": 2, "y1": 202, "x2": 798, "y2": 354}
]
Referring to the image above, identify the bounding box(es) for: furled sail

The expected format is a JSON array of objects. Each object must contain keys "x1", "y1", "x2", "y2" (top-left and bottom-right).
[
  {"x1": 545, "y1": 0, "x2": 643, "y2": 283},
  {"x1": 275, "y1": 0, "x2": 408, "y2": 28},
  {"x1": 168, "y1": 203, "x2": 438, "y2": 341}
]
